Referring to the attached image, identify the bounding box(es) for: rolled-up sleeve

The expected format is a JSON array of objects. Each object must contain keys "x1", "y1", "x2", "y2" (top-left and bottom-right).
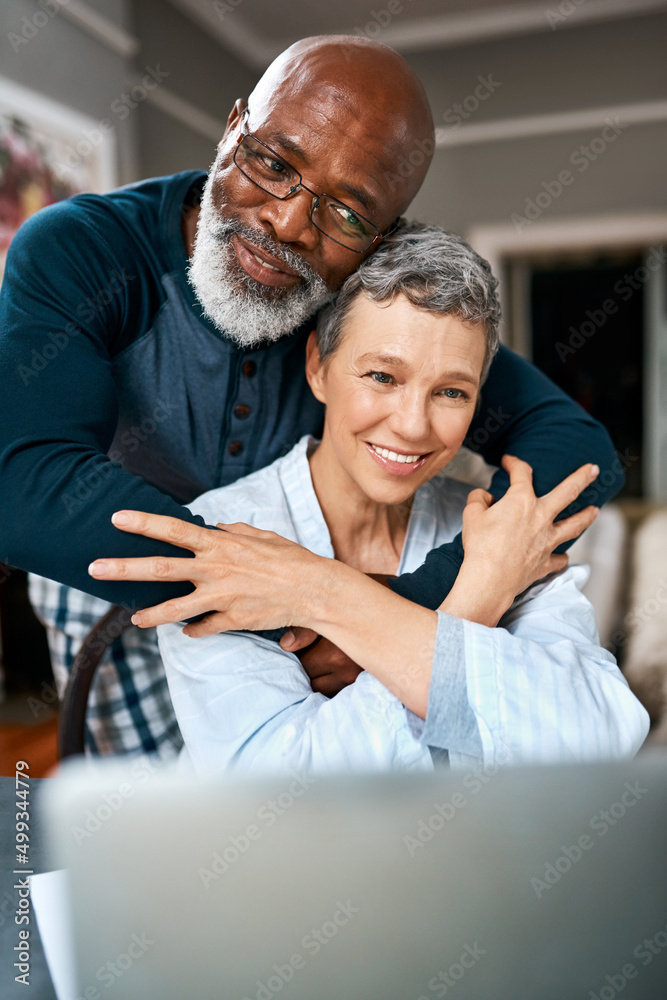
[{"x1": 420, "y1": 566, "x2": 650, "y2": 768}]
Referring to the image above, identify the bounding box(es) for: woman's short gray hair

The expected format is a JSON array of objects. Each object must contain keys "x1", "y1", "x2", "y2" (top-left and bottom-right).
[{"x1": 316, "y1": 221, "x2": 501, "y2": 384}]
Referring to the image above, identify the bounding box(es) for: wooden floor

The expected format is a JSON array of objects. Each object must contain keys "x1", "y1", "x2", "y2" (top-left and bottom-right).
[{"x1": 0, "y1": 713, "x2": 59, "y2": 778}]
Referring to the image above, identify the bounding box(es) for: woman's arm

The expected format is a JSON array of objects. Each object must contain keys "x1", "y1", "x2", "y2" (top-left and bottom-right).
[{"x1": 159, "y1": 623, "x2": 432, "y2": 776}]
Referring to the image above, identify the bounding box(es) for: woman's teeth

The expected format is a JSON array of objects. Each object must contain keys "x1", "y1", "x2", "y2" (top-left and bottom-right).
[{"x1": 370, "y1": 444, "x2": 423, "y2": 464}]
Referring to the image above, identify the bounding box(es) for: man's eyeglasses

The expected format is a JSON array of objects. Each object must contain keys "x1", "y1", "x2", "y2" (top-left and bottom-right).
[{"x1": 233, "y1": 113, "x2": 395, "y2": 253}]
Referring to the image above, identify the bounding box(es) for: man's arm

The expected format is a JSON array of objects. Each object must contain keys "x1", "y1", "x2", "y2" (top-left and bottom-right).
[
  {"x1": 389, "y1": 346, "x2": 624, "y2": 609},
  {"x1": 0, "y1": 201, "x2": 205, "y2": 609}
]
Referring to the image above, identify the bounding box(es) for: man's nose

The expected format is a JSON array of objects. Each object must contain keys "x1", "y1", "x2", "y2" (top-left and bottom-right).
[{"x1": 256, "y1": 189, "x2": 321, "y2": 250}]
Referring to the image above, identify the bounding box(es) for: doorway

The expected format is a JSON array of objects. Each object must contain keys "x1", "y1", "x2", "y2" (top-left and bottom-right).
[{"x1": 528, "y1": 252, "x2": 644, "y2": 497}]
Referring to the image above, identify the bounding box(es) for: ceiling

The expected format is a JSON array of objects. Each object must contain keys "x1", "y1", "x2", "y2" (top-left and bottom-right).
[{"x1": 167, "y1": 0, "x2": 667, "y2": 69}]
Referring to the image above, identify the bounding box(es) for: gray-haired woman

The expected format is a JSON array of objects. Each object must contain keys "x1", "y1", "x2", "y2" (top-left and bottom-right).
[{"x1": 101, "y1": 223, "x2": 649, "y2": 773}]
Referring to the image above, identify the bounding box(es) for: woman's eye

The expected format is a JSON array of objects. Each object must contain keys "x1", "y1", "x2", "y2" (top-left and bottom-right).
[
  {"x1": 440, "y1": 388, "x2": 466, "y2": 399},
  {"x1": 365, "y1": 371, "x2": 394, "y2": 385}
]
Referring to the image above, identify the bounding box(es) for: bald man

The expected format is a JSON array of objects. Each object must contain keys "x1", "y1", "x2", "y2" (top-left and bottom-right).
[{"x1": 0, "y1": 36, "x2": 621, "y2": 756}]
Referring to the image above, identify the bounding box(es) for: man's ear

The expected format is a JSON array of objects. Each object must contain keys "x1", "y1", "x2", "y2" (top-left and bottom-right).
[
  {"x1": 305, "y1": 330, "x2": 327, "y2": 404},
  {"x1": 219, "y1": 98, "x2": 247, "y2": 150}
]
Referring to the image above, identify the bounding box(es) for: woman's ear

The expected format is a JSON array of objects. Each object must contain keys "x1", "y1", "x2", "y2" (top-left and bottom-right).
[{"x1": 305, "y1": 330, "x2": 327, "y2": 404}]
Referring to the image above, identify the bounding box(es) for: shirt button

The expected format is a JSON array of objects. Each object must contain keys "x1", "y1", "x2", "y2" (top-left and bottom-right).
[
  {"x1": 233, "y1": 404, "x2": 251, "y2": 420},
  {"x1": 242, "y1": 360, "x2": 257, "y2": 377},
  {"x1": 228, "y1": 441, "x2": 243, "y2": 456}
]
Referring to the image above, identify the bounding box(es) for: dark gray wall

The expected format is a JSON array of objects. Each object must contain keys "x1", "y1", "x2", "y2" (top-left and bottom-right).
[
  {"x1": 403, "y1": 12, "x2": 667, "y2": 234},
  {"x1": 132, "y1": 0, "x2": 258, "y2": 178}
]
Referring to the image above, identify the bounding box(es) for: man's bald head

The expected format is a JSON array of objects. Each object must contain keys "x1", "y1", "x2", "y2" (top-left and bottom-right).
[
  {"x1": 187, "y1": 36, "x2": 435, "y2": 347},
  {"x1": 247, "y1": 35, "x2": 434, "y2": 213}
]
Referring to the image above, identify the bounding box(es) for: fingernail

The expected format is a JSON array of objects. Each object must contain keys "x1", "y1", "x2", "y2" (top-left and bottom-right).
[
  {"x1": 281, "y1": 629, "x2": 295, "y2": 649},
  {"x1": 89, "y1": 561, "x2": 107, "y2": 576},
  {"x1": 592, "y1": 507, "x2": 600, "y2": 518},
  {"x1": 131, "y1": 613, "x2": 143, "y2": 626},
  {"x1": 590, "y1": 465, "x2": 599, "y2": 478},
  {"x1": 112, "y1": 511, "x2": 131, "y2": 525}
]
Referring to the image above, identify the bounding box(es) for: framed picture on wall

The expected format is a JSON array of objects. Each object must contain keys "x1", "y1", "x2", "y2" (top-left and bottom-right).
[{"x1": 0, "y1": 76, "x2": 117, "y2": 282}]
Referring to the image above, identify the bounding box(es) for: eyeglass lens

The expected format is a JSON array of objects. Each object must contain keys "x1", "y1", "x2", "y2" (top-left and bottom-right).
[{"x1": 234, "y1": 135, "x2": 378, "y2": 251}]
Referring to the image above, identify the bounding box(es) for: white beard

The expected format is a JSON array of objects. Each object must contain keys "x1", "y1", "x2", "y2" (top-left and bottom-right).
[{"x1": 187, "y1": 171, "x2": 334, "y2": 348}]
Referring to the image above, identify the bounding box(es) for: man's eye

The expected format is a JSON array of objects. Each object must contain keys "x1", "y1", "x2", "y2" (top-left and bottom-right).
[
  {"x1": 260, "y1": 154, "x2": 289, "y2": 175},
  {"x1": 365, "y1": 371, "x2": 394, "y2": 385},
  {"x1": 246, "y1": 148, "x2": 289, "y2": 176},
  {"x1": 332, "y1": 204, "x2": 368, "y2": 234}
]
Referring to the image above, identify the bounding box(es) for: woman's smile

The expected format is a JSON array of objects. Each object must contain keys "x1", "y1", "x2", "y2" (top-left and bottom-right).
[{"x1": 365, "y1": 441, "x2": 432, "y2": 477}]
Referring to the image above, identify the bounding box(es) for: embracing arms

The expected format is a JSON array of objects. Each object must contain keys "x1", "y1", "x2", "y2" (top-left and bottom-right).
[
  {"x1": 150, "y1": 458, "x2": 647, "y2": 768},
  {"x1": 0, "y1": 202, "x2": 619, "y2": 615}
]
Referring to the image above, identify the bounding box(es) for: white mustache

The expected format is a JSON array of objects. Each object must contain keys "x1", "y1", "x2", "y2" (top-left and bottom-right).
[{"x1": 208, "y1": 218, "x2": 321, "y2": 285}]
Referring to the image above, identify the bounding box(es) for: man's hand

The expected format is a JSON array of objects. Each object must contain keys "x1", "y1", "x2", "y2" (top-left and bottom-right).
[{"x1": 285, "y1": 633, "x2": 363, "y2": 697}]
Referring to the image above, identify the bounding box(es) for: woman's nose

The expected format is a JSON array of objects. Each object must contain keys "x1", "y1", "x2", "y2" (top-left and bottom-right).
[{"x1": 388, "y1": 393, "x2": 431, "y2": 442}]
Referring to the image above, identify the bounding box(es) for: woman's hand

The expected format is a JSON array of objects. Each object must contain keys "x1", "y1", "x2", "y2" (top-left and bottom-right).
[
  {"x1": 88, "y1": 513, "x2": 330, "y2": 633},
  {"x1": 441, "y1": 455, "x2": 600, "y2": 627}
]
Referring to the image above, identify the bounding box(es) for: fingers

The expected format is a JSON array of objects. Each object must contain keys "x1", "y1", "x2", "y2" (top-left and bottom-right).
[
  {"x1": 182, "y1": 612, "x2": 230, "y2": 638},
  {"x1": 110, "y1": 511, "x2": 217, "y2": 551},
  {"x1": 501, "y1": 454, "x2": 534, "y2": 487},
  {"x1": 88, "y1": 555, "x2": 196, "y2": 582},
  {"x1": 216, "y1": 521, "x2": 277, "y2": 539},
  {"x1": 464, "y1": 488, "x2": 494, "y2": 513},
  {"x1": 552, "y1": 505, "x2": 599, "y2": 547},
  {"x1": 542, "y1": 463, "x2": 599, "y2": 517},
  {"x1": 280, "y1": 627, "x2": 320, "y2": 652},
  {"x1": 130, "y1": 595, "x2": 221, "y2": 628}
]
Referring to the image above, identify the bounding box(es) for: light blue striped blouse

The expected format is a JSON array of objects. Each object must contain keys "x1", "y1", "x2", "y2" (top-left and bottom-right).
[{"x1": 158, "y1": 436, "x2": 649, "y2": 776}]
